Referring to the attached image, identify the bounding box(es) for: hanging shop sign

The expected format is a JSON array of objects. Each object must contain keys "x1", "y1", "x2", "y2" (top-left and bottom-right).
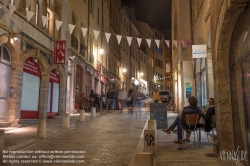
[
  {"x1": 192, "y1": 44, "x2": 207, "y2": 58},
  {"x1": 96, "y1": 63, "x2": 102, "y2": 77},
  {"x1": 101, "y1": 75, "x2": 105, "y2": 83},
  {"x1": 50, "y1": 70, "x2": 60, "y2": 84},
  {"x1": 53, "y1": 40, "x2": 66, "y2": 64}
]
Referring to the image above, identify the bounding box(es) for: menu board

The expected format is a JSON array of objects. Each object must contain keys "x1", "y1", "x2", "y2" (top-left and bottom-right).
[{"x1": 150, "y1": 103, "x2": 168, "y2": 129}]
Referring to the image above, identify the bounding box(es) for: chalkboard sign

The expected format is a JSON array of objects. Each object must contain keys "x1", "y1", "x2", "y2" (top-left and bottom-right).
[{"x1": 150, "y1": 103, "x2": 168, "y2": 129}]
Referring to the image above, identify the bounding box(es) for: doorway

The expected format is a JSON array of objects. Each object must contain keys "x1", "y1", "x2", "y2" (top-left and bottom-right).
[{"x1": 0, "y1": 45, "x2": 11, "y2": 121}]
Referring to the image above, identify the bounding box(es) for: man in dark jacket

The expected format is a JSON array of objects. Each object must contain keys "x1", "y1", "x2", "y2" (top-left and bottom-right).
[
  {"x1": 200, "y1": 98, "x2": 215, "y2": 132},
  {"x1": 162, "y1": 96, "x2": 202, "y2": 144}
]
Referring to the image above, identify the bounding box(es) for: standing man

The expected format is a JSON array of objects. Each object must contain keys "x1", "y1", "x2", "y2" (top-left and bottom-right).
[
  {"x1": 110, "y1": 89, "x2": 116, "y2": 110},
  {"x1": 106, "y1": 89, "x2": 111, "y2": 111},
  {"x1": 118, "y1": 88, "x2": 128, "y2": 113}
]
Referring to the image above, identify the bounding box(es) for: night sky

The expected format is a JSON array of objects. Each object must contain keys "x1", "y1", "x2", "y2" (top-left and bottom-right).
[{"x1": 121, "y1": 0, "x2": 171, "y2": 31}]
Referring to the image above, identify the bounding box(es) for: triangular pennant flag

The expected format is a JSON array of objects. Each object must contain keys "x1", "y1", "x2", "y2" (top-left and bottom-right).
[
  {"x1": 2, "y1": 0, "x2": 9, "y2": 8},
  {"x1": 81, "y1": 27, "x2": 88, "y2": 37},
  {"x1": 9, "y1": 4, "x2": 16, "y2": 16},
  {"x1": 42, "y1": 15, "x2": 49, "y2": 27},
  {"x1": 26, "y1": 10, "x2": 34, "y2": 22},
  {"x1": 155, "y1": 39, "x2": 160, "y2": 48},
  {"x1": 26, "y1": 0, "x2": 32, "y2": 7},
  {"x1": 116, "y1": 35, "x2": 122, "y2": 45},
  {"x1": 165, "y1": 40, "x2": 170, "y2": 47},
  {"x1": 93, "y1": 30, "x2": 99, "y2": 40},
  {"x1": 15, "y1": 0, "x2": 20, "y2": 8},
  {"x1": 172, "y1": 40, "x2": 177, "y2": 47},
  {"x1": 55, "y1": 20, "x2": 62, "y2": 31},
  {"x1": 137, "y1": 38, "x2": 142, "y2": 47},
  {"x1": 38, "y1": 0, "x2": 43, "y2": 7},
  {"x1": 105, "y1": 33, "x2": 111, "y2": 43},
  {"x1": 69, "y1": 24, "x2": 75, "y2": 35},
  {"x1": 127, "y1": 37, "x2": 132, "y2": 46},
  {"x1": 146, "y1": 39, "x2": 151, "y2": 48},
  {"x1": 50, "y1": 0, "x2": 54, "y2": 4}
]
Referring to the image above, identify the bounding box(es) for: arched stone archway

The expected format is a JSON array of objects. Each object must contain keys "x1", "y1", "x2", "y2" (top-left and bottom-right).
[{"x1": 212, "y1": 0, "x2": 249, "y2": 151}]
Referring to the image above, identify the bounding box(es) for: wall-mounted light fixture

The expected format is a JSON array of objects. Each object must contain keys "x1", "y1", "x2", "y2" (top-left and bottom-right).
[{"x1": 33, "y1": 57, "x2": 38, "y2": 63}]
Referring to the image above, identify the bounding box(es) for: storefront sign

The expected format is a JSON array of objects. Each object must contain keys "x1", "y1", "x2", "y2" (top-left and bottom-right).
[
  {"x1": 53, "y1": 40, "x2": 66, "y2": 64},
  {"x1": 166, "y1": 63, "x2": 171, "y2": 73},
  {"x1": 23, "y1": 57, "x2": 41, "y2": 76},
  {"x1": 192, "y1": 44, "x2": 207, "y2": 58},
  {"x1": 96, "y1": 63, "x2": 102, "y2": 77},
  {"x1": 50, "y1": 70, "x2": 60, "y2": 83},
  {"x1": 101, "y1": 75, "x2": 105, "y2": 83},
  {"x1": 185, "y1": 82, "x2": 192, "y2": 99}
]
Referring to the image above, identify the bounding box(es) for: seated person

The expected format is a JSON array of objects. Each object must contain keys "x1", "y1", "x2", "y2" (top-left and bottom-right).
[
  {"x1": 162, "y1": 96, "x2": 202, "y2": 144},
  {"x1": 199, "y1": 98, "x2": 215, "y2": 132}
]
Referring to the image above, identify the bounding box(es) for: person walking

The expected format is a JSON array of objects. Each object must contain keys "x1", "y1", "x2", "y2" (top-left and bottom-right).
[
  {"x1": 127, "y1": 88, "x2": 135, "y2": 114},
  {"x1": 110, "y1": 89, "x2": 117, "y2": 110},
  {"x1": 106, "y1": 89, "x2": 111, "y2": 111},
  {"x1": 152, "y1": 89, "x2": 161, "y2": 103},
  {"x1": 89, "y1": 89, "x2": 96, "y2": 107},
  {"x1": 118, "y1": 88, "x2": 128, "y2": 113},
  {"x1": 82, "y1": 93, "x2": 88, "y2": 112},
  {"x1": 135, "y1": 89, "x2": 146, "y2": 118}
]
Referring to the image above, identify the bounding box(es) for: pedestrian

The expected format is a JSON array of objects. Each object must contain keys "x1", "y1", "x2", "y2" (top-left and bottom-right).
[
  {"x1": 101, "y1": 91, "x2": 106, "y2": 110},
  {"x1": 82, "y1": 93, "x2": 88, "y2": 112},
  {"x1": 89, "y1": 89, "x2": 96, "y2": 107},
  {"x1": 106, "y1": 89, "x2": 111, "y2": 111},
  {"x1": 135, "y1": 89, "x2": 146, "y2": 118},
  {"x1": 109, "y1": 89, "x2": 117, "y2": 110},
  {"x1": 152, "y1": 89, "x2": 161, "y2": 103},
  {"x1": 118, "y1": 88, "x2": 128, "y2": 113},
  {"x1": 127, "y1": 88, "x2": 135, "y2": 114}
]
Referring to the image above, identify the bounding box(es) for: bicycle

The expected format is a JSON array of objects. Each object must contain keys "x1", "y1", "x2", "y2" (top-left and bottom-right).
[{"x1": 167, "y1": 97, "x2": 176, "y2": 112}]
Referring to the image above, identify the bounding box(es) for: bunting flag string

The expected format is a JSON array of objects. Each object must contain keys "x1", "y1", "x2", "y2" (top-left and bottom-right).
[
  {"x1": 42, "y1": 16, "x2": 49, "y2": 27},
  {"x1": 172, "y1": 40, "x2": 177, "y2": 48},
  {"x1": 14, "y1": 0, "x2": 20, "y2": 8},
  {"x1": 2, "y1": 0, "x2": 9, "y2": 9},
  {"x1": 155, "y1": 39, "x2": 160, "y2": 48},
  {"x1": 165, "y1": 40, "x2": 170, "y2": 47},
  {"x1": 26, "y1": 10, "x2": 34, "y2": 22},
  {"x1": 181, "y1": 39, "x2": 192, "y2": 49},
  {"x1": 105, "y1": 33, "x2": 111, "y2": 42},
  {"x1": 127, "y1": 37, "x2": 132, "y2": 46},
  {"x1": 69, "y1": 24, "x2": 75, "y2": 35},
  {"x1": 137, "y1": 38, "x2": 142, "y2": 47},
  {"x1": 55, "y1": 20, "x2": 63, "y2": 31},
  {"x1": 93, "y1": 30, "x2": 100, "y2": 40},
  {"x1": 9, "y1": 4, "x2": 16, "y2": 16},
  {"x1": 146, "y1": 39, "x2": 151, "y2": 48},
  {"x1": 81, "y1": 27, "x2": 88, "y2": 38},
  {"x1": 26, "y1": 0, "x2": 32, "y2": 8},
  {"x1": 116, "y1": 35, "x2": 122, "y2": 45}
]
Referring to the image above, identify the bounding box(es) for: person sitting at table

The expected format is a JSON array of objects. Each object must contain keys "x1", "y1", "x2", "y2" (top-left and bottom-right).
[{"x1": 162, "y1": 96, "x2": 202, "y2": 144}]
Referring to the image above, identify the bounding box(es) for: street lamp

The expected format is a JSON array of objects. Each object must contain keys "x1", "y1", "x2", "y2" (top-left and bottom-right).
[
  {"x1": 99, "y1": 48, "x2": 104, "y2": 55},
  {"x1": 122, "y1": 68, "x2": 127, "y2": 73}
]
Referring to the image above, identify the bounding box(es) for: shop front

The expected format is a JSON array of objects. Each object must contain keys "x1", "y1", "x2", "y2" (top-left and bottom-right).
[
  {"x1": 0, "y1": 44, "x2": 11, "y2": 121},
  {"x1": 20, "y1": 57, "x2": 41, "y2": 119},
  {"x1": 47, "y1": 70, "x2": 60, "y2": 118},
  {"x1": 75, "y1": 65, "x2": 83, "y2": 109}
]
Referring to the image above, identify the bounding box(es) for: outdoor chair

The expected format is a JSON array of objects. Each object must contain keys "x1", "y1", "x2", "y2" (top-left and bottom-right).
[{"x1": 181, "y1": 113, "x2": 201, "y2": 149}]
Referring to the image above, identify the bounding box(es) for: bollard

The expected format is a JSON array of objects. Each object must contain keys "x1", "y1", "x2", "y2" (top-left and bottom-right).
[
  {"x1": 148, "y1": 119, "x2": 157, "y2": 138},
  {"x1": 135, "y1": 152, "x2": 153, "y2": 166},
  {"x1": 79, "y1": 110, "x2": 85, "y2": 122},
  {"x1": 144, "y1": 129, "x2": 156, "y2": 156},
  {"x1": 37, "y1": 119, "x2": 46, "y2": 138},
  {"x1": 0, "y1": 129, "x2": 4, "y2": 155},
  {"x1": 91, "y1": 107, "x2": 96, "y2": 118},
  {"x1": 63, "y1": 113, "x2": 70, "y2": 128}
]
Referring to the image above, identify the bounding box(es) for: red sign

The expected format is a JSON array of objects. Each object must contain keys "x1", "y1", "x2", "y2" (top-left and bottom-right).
[
  {"x1": 50, "y1": 70, "x2": 60, "y2": 83},
  {"x1": 54, "y1": 40, "x2": 66, "y2": 64},
  {"x1": 101, "y1": 75, "x2": 105, "y2": 83},
  {"x1": 96, "y1": 63, "x2": 102, "y2": 77},
  {"x1": 23, "y1": 57, "x2": 41, "y2": 77}
]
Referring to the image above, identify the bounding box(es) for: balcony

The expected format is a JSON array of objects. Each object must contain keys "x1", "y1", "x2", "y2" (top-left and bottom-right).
[
  {"x1": 80, "y1": 43, "x2": 87, "y2": 58},
  {"x1": 89, "y1": 53, "x2": 94, "y2": 65},
  {"x1": 71, "y1": 34, "x2": 78, "y2": 51}
]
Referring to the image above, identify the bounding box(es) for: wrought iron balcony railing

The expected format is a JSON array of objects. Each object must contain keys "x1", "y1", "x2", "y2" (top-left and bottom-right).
[{"x1": 71, "y1": 34, "x2": 78, "y2": 51}]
